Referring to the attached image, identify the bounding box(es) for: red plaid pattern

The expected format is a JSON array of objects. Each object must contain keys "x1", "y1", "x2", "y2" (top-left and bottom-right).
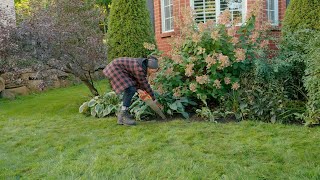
[{"x1": 103, "y1": 57, "x2": 155, "y2": 100}]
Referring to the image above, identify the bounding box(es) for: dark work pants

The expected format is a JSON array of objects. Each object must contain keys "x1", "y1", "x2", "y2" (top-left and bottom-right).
[{"x1": 123, "y1": 86, "x2": 137, "y2": 107}]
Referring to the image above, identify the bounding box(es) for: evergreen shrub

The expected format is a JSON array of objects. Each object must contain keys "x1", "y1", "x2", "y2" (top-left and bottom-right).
[
  {"x1": 283, "y1": 0, "x2": 320, "y2": 35},
  {"x1": 303, "y1": 34, "x2": 320, "y2": 125},
  {"x1": 107, "y1": 0, "x2": 155, "y2": 60}
]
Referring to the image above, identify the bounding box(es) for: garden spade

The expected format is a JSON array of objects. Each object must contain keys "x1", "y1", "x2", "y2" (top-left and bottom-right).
[{"x1": 138, "y1": 90, "x2": 166, "y2": 120}]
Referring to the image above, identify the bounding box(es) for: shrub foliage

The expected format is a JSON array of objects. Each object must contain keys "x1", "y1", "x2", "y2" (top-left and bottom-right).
[
  {"x1": 107, "y1": 0, "x2": 155, "y2": 60},
  {"x1": 3, "y1": 0, "x2": 107, "y2": 96},
  {"x1": 79, "y1": 91, "x2": 121, "y2": 118},
  {"x1": 303, "y1": 34, "x2": 320, "y2": 125},
  {"x1": 283, "y1": 0, "x2": 320, "y2": 34},
  {"x1": 153, "y1": 8, "x2": 270, "y2": 108},
  {"x1": 282, "y1": 0, "x2": 320, "y2": 125}
]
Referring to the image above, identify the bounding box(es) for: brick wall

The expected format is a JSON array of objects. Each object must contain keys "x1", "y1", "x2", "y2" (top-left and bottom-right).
[
  {"x1": 154, "y1": 0, "x2": 191, "y2": 55},
  {"x1": 154, "y1": 0, "x2": 288, "y2": 55}
]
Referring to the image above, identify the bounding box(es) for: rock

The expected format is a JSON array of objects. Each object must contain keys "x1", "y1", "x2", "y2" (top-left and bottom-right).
[
  {"x1": 27, "y1": 80, "x2": 45, "y2": 91},
  {"x1": 1, "y1": 72, "x2": 26, "y2": 89},
  {"x1": 0, "y1": 72, "x2": 15, "y2": 81},
  {"x1": 1, "y1": 89, "x2": 15, "y2": 100},
  {"x1": 4, "y1": 79, "x2": 25, "y2": 89},
  {"x1": 41, "y1": 69, "x2": 68, "y2": 80},
  {"x1": 59, "y1": 79, "x2": 71, "y2": 87},
  {"x1": 53, "y1": 80, "x2": 61, "y2": 88},
  {"x1": 21, "y1": 72, "x2": 38, "y2": 81},
  {"x1": 6, "y1": 86, "x2": 30, "y2": 96},
  {"x1": 18, "y1": 68, "x2": 34, "y2": 74},
  {"x1": 0, "y1": 77, "x2": 5, "y2": 92}
]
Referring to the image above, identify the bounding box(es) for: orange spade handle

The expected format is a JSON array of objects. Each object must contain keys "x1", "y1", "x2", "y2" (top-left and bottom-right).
[{"x1": 138, "y1": 90, "x2": 152, "y2": 101}]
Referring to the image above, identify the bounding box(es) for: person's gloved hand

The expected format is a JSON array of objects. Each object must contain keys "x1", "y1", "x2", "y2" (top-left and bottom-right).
[
  {"x1": 137, "y1": 89, "x2": 144, "y2": 96},
  {"x1": 137, "y1": 89, "x2": 151, "y2": 100},
  {"x1": 138, "y1": 89, "x2": 163, "y2": 110}
]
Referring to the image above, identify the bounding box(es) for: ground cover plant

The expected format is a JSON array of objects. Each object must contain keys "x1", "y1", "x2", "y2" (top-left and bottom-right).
[{"x1": 1, "y1": 82, "x2": 320, "y2": 179}]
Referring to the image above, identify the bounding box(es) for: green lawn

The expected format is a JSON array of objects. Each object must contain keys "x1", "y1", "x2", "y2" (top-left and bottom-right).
[{"x1": 0, "y1": 82, "x2": 319, "y2": 179}]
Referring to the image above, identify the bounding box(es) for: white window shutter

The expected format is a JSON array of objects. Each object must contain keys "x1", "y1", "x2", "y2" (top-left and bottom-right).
[
  {"x1": 191, "y1": 0, "x2": 246, "y2": 24},
  {"x1": 193, "y1": 0, "x2": 216, "y2": 23}
]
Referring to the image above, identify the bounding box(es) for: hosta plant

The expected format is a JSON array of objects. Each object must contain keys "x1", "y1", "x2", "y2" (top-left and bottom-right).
[
  {"x1": 79, "y1": 91, "x2": 121, "y2": 118},
  {"x1": 129, "y1": 95, "x2": 156, "y2": 121},
  {"x1": 196, "y1": 106, "x2": 235, "y2": 123},
  {"x1": 130, "y1": 91, "x2": 196, "y2": 120},
  {"x1": 156, "y1": 92, "x2": 197, "y2": 119}
]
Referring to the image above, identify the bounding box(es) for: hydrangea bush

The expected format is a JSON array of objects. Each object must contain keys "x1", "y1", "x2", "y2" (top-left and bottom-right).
[{"x1": 153, "y1": 5, "x2": 270, "y2": 107}]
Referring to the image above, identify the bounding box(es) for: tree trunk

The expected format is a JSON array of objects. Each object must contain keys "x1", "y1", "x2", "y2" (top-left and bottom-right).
[{"x1": 81, "y1": 78, "x2": 99, "y2": 96}]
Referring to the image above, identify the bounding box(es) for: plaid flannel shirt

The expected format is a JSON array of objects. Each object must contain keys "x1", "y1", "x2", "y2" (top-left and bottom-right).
[{"x1": 103, "y1": 57, "x2": 155, "y2": 100}]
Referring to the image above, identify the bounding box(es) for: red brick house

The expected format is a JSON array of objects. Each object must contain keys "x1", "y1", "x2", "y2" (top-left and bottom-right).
[{"x1": 153, "y1": 0, "x2": 290, "y2": 54}]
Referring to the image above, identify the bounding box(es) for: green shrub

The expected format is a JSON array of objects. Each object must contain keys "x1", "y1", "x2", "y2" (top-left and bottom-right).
[
  {"x1": 220, "y1": 80, "x2": 305, "y2": 124},
  {"x1": 282, "y1": 0, "x2": 320, "y2": 125},
  {"x1": 282, "y1": 0, "x2": 320, "y2": 98},
  {"x1": 283, "y1": 0, "x2": 320, "y2": 35},
  {"x1": 130, "y1": 92, "x2": 196, "y2": 120},
  {"x1": 153, "y1": 9, "x2": 269, "y2": 107},
  {"x1": 129, "y1": 94, "x2": 156, "y2": 121},
  {"x1": 107, "y1": 0, "x2": 155, "y2": 60},
  {"x1": 303, "y1": 34, "x2": 320, "y2": 125},
  {"x1": 274, "y1": 29, "x2": 320, "y2": 100},
  {"x1": 79, "y1": 91, "x2": 121, "y2": 118}
]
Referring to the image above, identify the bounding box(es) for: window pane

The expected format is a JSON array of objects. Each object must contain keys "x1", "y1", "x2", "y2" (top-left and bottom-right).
[
  {"x1": 270, "y1": 11, "x2": 275, "y2": 23},
  {"x1": 266, "y1": 0, "x2": 278, "y2": 25},
  {"x1": 222, "y1": 0, "x2": 243, "y2": 24},
  {"x1": 165, "y1": 7, "x2": 170, "y2": 18},
  {"x1": 220, "y1": 0, "x2": 228, "y2": 11},
  {"x1": 170, "y1": 18, "x2": 173, "y2": 30},
  {"x1": 270, "y1": 0, "x2": 275, "y2": 10},
  {"x1": 233, "y1": 10, "x2": 241, "y2": 20},
  {"x1": 194, "y1": 0, "x2": 216, "y2": 23},
  {"x1": 229, "y1": 2, "x2": 242, "y2": 10},
  {"x1": 164, "y1": 0, "x2": 169, "y2": 6},
  {"x1": 193, "y1": 0, "x2": 244, "y2": 24},
  {"x1": 162, "y1": 0, "x2": 173, "y2": 32},
  {"x1": 165, "y1": 19, "x2": 169, "y2": 31}
]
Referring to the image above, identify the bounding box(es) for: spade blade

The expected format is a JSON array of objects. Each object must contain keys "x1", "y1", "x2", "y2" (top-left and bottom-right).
[{"x1": 144, "y1": 99, "x2": 166, "y2": 119}]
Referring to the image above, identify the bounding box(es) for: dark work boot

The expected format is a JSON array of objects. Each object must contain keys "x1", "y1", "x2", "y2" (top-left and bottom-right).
[{"x1": 117, "y1": 110, "x2": 136, "y2": 126}]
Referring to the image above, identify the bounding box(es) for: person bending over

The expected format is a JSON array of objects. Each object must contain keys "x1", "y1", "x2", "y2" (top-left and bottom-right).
[{"x1": 103, "y1": 56, "x2": 159, "y2": 126}]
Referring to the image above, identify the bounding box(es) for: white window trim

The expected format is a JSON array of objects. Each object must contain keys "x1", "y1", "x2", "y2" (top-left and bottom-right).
[
  {"x1": 161, "y1": 0, "x2": 174, "y2": 33},
  {"x1": 266, "y1": 0, "x2": 279, "y2": 26},
  {"x1": 190, "y1": 0, "x2": 247, "y2": 25},
  {"x1": 242, "y1": 0, "x2": 247, "y2": 24}
]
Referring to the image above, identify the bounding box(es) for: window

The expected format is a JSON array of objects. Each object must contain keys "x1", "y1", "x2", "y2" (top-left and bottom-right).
[
  {"x1": 266, "y1": 0, "x2": 279, "y2": 26},
  {"x1": 191, "y1": 0, "x2": 246, "y2": 24},
  {"x1": 192, "y1": 0, "x2": 215, "y2": 23},
  {"x1": 161, "y1": 0, "x2": 174, "y2": 33}
]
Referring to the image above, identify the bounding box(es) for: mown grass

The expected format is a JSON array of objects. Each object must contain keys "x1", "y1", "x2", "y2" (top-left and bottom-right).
[{"x1": 0, "y1": 82, "x2": 319, "y2": 179}]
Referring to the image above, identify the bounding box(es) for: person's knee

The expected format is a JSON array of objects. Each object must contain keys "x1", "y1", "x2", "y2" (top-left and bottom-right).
[{"x1": 125, "y1": 86, "x2": 136, "y2": 95}]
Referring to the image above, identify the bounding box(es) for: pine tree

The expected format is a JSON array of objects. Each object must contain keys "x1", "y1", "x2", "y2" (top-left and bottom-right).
[
  {"x1": 107, "y1": 0, "x2": 155, "y2": 60},
  {"x1": 283, "y1": 0, "x2": 320, "y2": 34}
]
